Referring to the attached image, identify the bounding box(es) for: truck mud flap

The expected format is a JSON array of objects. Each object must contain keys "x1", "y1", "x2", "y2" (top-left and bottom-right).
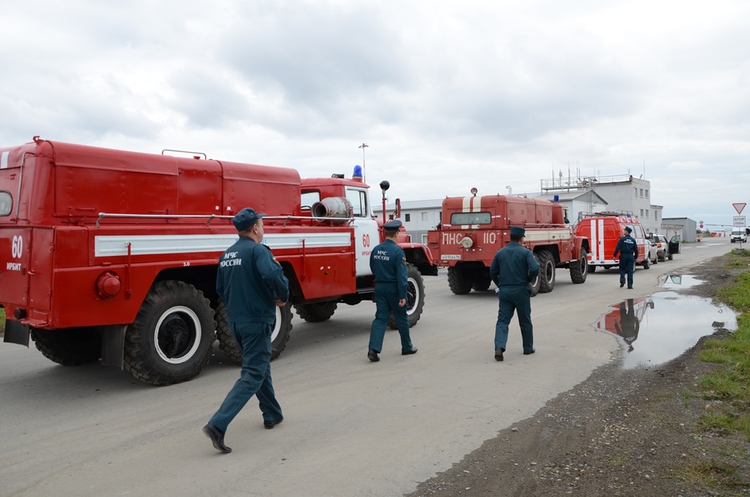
[{"x1": 3, "y1": 320, "x2": 30, "y2": 346}]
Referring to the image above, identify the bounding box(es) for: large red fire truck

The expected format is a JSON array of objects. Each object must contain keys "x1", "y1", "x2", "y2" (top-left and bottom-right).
[
  {"x1": 426, "y1": 190, "x2": 589, "y2": 295},
  {"x1": 0, "y1": 137, "x2": 434, "y2": 385}
]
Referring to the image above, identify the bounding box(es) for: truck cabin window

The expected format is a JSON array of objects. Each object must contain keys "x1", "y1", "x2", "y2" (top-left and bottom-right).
[
  {"x1": 0, "y1": 191, "x2": 11, "y2": 216},
  {"x1": 346, "y1": 189, "x2": 368, "y2": 217},
  {"x1": 450, "y1": 212, "x2": 491, "y2": 225},
  {"x1": 301, "y1": 191, "x2": 320, "y2": 211}
]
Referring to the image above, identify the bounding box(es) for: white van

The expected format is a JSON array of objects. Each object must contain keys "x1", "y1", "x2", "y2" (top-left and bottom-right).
[{"x1": 731, "y1": 227, "x2": 748, "y2": 243}]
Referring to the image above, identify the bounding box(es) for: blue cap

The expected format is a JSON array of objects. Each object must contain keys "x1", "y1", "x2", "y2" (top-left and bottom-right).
[
  {"x1": 624, "y1": 226, "x2": 632, "y2": 233},
  {"x1": 510, "y1": 226, "x2": 525, "y2": 237},
  {"x1": 233, "y1": 207, "x2": 266, "y2": 232},
  {"x1": 383, "y1": 219, "x2": 402, "y2": 230}
]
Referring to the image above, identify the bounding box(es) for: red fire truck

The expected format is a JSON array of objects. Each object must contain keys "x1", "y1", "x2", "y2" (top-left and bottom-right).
[
  {"x1": 426, "y1": 190, "x2": 589, "y2": 295},
  {"x1": 0, "y1": 137, "x2": 434, "y2": 385},
  {"x1": 573, "y1": 215, "x2": 650, "y2": 272}
]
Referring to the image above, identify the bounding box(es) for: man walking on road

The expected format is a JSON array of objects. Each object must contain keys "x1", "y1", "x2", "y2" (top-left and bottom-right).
[
  {"x1": 613, "y1": 226, "x2": 638, "y2": 289},
  {"x1": 490, "y1": 226, "x2": 540, "y2": 361},
  {"x1": 203, "y1": 207, "x2": 290, "y2": 454},
  {"x1": 367, "y1": 219, "x2": 418, "y2": 362}
]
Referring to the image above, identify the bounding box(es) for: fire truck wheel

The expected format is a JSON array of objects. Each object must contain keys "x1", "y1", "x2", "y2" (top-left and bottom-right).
[
  {"x1": 447, "y1": 266, "x2": 473, "y2": 295},
  {"x1": 472, "y1": 271, "x2": 492, "y2": 292},
  {"x1": 389, "y1": 264, "x2": 425, "y2": 329},
  {"x1": 214, "y1": 301, "x2": 241, "y2": 365},
  {"x1": 642, "y1": 257, "x2": 651, "y2": 270},
  {"x1": 537, "y1": 250, "x2": 556, "y2": 294},
  {"x1": 124, "y1": 281, "x2": 215, "y2": 386},
  {"x1": 569, "y1": 248, "x2": 588, "y2": 284},
  {"x1": 295, "y1": 301, "x2": 338, "y2": 322},
  {"x1": 30, "y1": 327, "x2": 102, "y2": 366},
  {"x1": 214, "y1": 300, "x2": 293, "y2": 364}
]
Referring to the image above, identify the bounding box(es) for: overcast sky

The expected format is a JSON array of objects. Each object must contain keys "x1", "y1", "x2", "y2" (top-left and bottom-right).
[{"x1": 2, "y1": 0, "x2": 749, "y2": 228}]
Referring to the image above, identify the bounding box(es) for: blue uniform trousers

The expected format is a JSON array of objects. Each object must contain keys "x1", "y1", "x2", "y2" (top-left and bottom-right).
[
  {"x1": 368, "y1": 283, "x2": 413, "y2": 353},
  {"x1": 209, "y1": 321, "x2": 282, "y2": 433},
  {"x1": 494, "y1": 286, "x2": 534, "y2": 353},
  {"x1": 619, "y1": 257, "x2": 635, "y2": 288}
]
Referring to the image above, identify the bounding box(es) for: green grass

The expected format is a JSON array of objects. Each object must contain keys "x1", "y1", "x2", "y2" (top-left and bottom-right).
[{"x1": 697, "y1": 252, "x2": 750, "y2": 442}]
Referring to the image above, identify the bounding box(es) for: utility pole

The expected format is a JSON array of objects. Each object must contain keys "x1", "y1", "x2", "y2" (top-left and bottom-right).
[{"x1": 358, "y1": 143, "x2": 369, "y2": 183}]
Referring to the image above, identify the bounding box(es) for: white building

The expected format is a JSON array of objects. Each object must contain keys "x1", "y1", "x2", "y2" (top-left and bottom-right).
[
  {"x1": 373, "y1": 199, "x2": 442, "y2": 244},
  {"x1": 539, "y1": 173, "x2": 664, "y2": 234}
]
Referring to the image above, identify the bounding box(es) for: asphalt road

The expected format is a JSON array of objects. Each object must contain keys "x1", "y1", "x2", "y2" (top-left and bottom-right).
[{"x1": 0, "y1": 238, "x2": 733, "y2": 497}]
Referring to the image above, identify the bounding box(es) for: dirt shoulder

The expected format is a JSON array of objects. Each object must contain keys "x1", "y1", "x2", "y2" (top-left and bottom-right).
[{"x1": 408, "y1": 253, "x2": 750, "y2": 497}]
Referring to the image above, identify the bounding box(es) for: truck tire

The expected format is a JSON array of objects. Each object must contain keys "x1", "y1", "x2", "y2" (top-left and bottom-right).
[
  {"x1": 537, "y1": 250, "x2": 556, "y2": 294},
  {"x1": 124, "y1": 281, "x2": 215, "y2": 386},
  {"x1": 215, "y1": 300, "x2": 294, "y2": 364},
  {"x1": 295, "y1": 301, "x2": 338, "y2": 322},
  {"x1": 569, "y1": 248, "x2": 588, "y2": 284},
  {"x1": 529, "y1": 254, "x2": 541, "y2": 297},
  {"x1": 447, "y1": 266, "x2": 473, "y2": 295},
  {"x1": 472, "y1": 270, "x2": 492, "y2": 292},
  {"x1": 667, "y1": 251, "x2": 673, "y2": 261},
  {"x1": 389, "y1": 264, "x2": 425, "y2": 329},
  {"x1": 214, "y1": 301, "x2": 241, "y2": 365},
  {"x1": 30, "y1": 327, "x2": 102, "y2": 366},
  {"x1": 642, "y1": 257, "x2": 650, "y2": 269}
]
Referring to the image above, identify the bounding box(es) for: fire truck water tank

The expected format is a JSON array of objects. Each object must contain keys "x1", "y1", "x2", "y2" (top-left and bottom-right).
[{"x1": 312, "y1": 197, "x2": 353, "y2": 225}]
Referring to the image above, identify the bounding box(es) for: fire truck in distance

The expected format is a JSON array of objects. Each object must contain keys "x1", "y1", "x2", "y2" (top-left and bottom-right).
[
  {"x1": 0, "y1": 137, "x2": 434, "y2": 385},
  {"x1": 574, "y1": 214, "x2": 650, "y2": 272},
  {"x1": 426, "y1": 189, "x2": 589, "y2": 295}
]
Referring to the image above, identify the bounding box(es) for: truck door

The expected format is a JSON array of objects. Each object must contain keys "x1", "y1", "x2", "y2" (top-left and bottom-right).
[{"x1": 346, "y1": 187, "x2": 379, "y2": 277}]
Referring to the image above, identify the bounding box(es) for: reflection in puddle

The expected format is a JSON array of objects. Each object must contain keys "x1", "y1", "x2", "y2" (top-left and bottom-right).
[
  {"x1": 657, "y1": 273, "x2": 702, "y2": 289},
  {"x1": 591, "y1": 292, "x2": 737, "y2": 369}
]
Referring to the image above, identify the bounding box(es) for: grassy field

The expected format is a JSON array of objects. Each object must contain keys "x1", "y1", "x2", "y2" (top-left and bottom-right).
[{"x1": 698, "y1": 250, "x2": 750, "y2": 442}]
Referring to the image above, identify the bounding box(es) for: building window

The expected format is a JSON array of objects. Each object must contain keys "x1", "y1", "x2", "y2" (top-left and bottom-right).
[
  {"x1": 646, "y1": 209, "x2": 649, "y2": 218},
  {"x1": 421, "y1": 234, "x2": 428, "y2": 244},
  {"x1": 645, "y1": 190, "x2": 649, "y2": 199},
  {"x1": 640, "y1": 189, "x2": 643, "y2": 198},
  {"x1": 640, "y1": 209, "x2": 644, "y2": 217},
  {"x1": 421, "y1": 211, "x2": 428, "y2": 221},
  {"x1": 655, "y1": 211, "x2": 659, "y2": 221},
  {"x1": 634, "y1": 187, "x2": 638, "y2": 197},
  {"x1": 405, "y1": 213, "x2": 411, "y2": 222}
]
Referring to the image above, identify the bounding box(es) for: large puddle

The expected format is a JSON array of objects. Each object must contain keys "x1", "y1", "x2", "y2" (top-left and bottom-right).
[{"x1": 592, "y1": 277, "x2": 738, "y2": 369}]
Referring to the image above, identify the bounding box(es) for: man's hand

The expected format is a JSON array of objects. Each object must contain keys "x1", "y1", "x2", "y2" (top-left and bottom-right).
[
  {"x1": 398, "y1": 299, "x2": 406, "y2": 307},
  {"x1": 275, "y1": 298, "x2": 286, "y2": 307}
]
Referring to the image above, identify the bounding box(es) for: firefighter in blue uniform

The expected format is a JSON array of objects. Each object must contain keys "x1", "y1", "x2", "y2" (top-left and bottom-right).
[
  {"x1": 613, "y1": 226, "x2": 638, "y2": 289},
  {"x1": 490, "y1": 226, "x2": 540, "y2": 361},
  {"x1": 367, "y1": 219, "x2": 418, "y2": 362},
  {"x1": 203, "y1": 207, "x2": 289, "y2": 453}
]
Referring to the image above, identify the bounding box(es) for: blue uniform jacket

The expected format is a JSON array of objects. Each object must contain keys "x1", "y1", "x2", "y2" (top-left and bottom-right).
[
  {"x1": 490, "y1": 241, "x2": 540, "y2": 287},
  {"x1": 369, "y1": 239, "x2": 408, "y2": 300},
  {"x1": 216, "y1": 237, "x2": 290, "y2": 325},
  {"x1": 613, "y1": 235, "x2": 638, "y2": 261}
]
